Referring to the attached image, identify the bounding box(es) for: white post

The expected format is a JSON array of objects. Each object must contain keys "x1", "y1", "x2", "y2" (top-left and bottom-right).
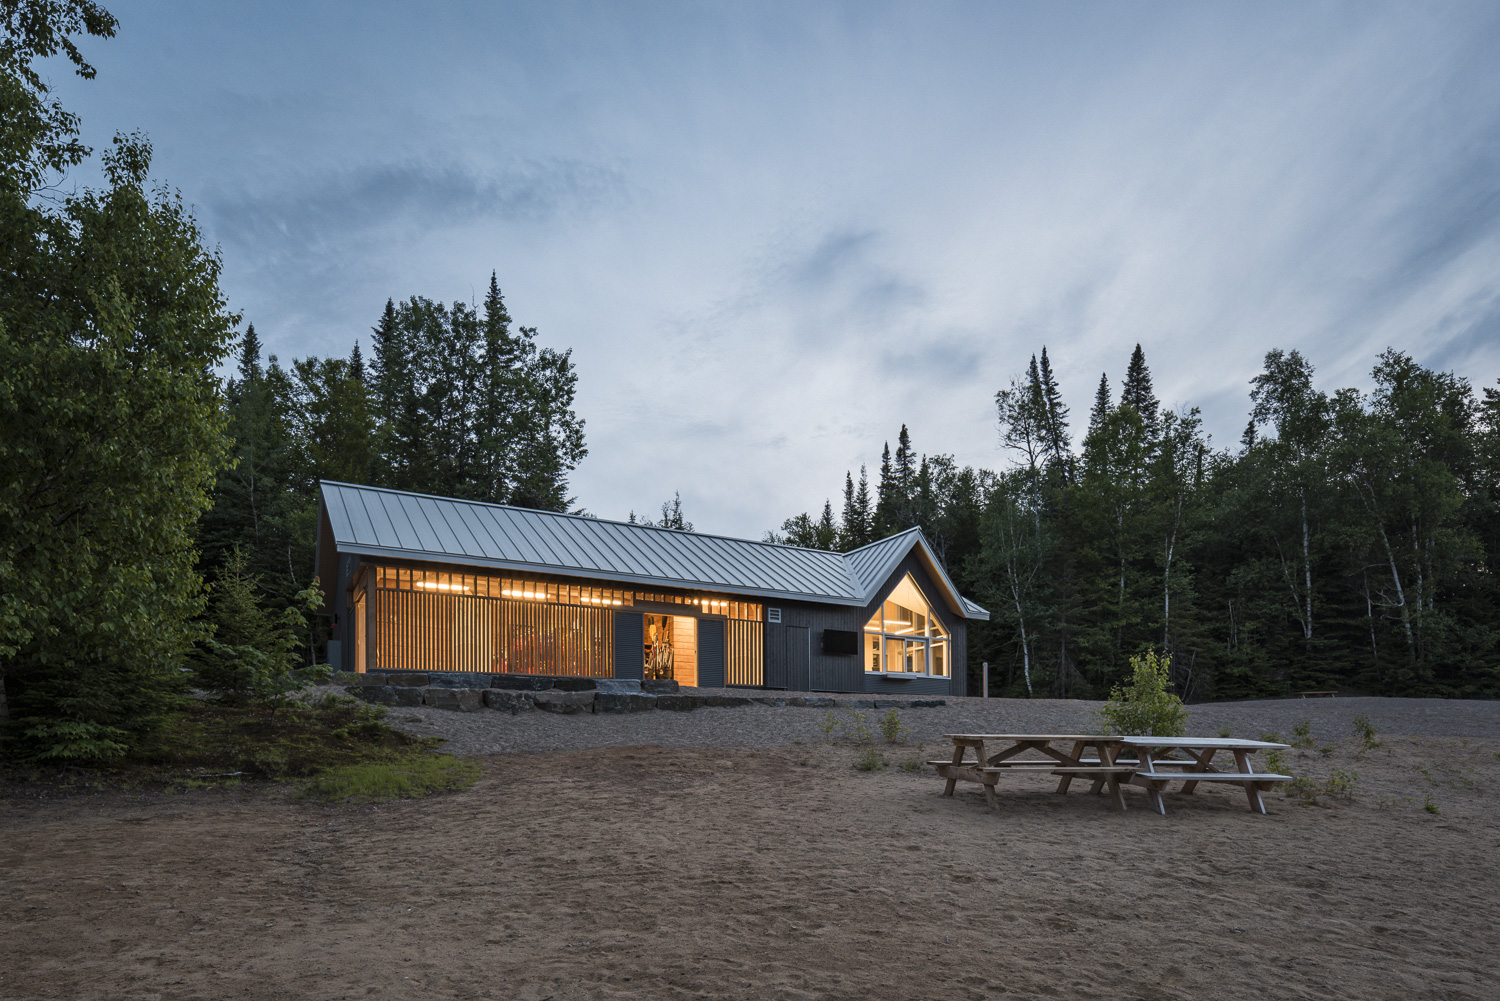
[{"x1": 982, "y1": 661, "x2": 989, "y2": 699}]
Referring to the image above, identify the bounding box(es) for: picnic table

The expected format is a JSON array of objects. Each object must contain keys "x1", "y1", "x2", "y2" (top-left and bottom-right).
[{"x1": 933, "y1": 733, "x2": 1291, "y2": 815}]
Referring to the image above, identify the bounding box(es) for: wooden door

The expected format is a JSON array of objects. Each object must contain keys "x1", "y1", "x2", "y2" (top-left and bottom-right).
[
  {"x1": 785, "y1": 626, "x2": 810, "y2": 691},
  {"x1": 764, "y1": 623, "x2": 787, "y2": 688}
]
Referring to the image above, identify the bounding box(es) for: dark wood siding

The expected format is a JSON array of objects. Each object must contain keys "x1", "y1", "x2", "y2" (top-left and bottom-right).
[
  {"x1": 697, "y1": 618, "x2": 726, "y2": 688},
  {"x1": 614, "y1": 612, "x2": 644, "y2": 681}
]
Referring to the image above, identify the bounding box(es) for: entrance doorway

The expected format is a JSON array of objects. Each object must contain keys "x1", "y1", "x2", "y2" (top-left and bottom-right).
[{"x1": 643, "y1": 614, "x2": 698, "y2": 687}]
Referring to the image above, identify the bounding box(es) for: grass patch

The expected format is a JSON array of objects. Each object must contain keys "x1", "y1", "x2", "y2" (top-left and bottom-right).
[{"x1": 298, "y1": 754, "x2": 479, "y2": 803}]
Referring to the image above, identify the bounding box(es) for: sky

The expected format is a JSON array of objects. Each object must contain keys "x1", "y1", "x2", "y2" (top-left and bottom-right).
[{"x1": 47, "y1": 1, "x2": 1500, "y2": 539}]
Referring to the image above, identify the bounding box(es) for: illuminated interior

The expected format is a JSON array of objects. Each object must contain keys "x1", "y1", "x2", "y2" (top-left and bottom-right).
[
  {"x1": 644, "y1": 614, "x2": 698, "y2": 686},
  {"x1": 863, "y1": 575, "x2": 949, "y2": 677},
  {"x1": 349, "y1": 564, "x2": 761, "y2": 681}
]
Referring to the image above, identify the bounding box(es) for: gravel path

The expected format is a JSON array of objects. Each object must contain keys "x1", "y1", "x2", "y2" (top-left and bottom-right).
[{"x1": 386, "y1": 692, "x2": 1500, "y2": 756}]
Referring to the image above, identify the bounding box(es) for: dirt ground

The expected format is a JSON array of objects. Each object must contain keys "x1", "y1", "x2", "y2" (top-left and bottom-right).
[{"x1": 3, "y1": 704, "x2": 1499, "y2": 1000}]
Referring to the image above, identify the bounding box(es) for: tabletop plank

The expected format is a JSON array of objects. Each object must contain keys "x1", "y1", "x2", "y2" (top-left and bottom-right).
[
  {"x1": 942, "y1": 734, "x2": 1116, "y2": 742},
  {"x1": 1116, "y1": 736, "x2": 1290, "y2": 750}
]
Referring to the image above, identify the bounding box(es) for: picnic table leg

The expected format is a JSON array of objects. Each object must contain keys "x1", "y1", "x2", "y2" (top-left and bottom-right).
[
  {"x1": 942, "y1": 742, "x2": 966, "y2": 797},
  {"x1": 1234, "y1": 749, "x2": 1266, "y2": 814},
  {"x1": 1100, "y1": 741, "x2": 1128, "y2": 812},
  {"x1": 1138, "y1": 748, "x2": 1166, "y2": 815},
  {"x1": 1180, "y1": 748, "x2": 1216, "y2": 795},
  {"x1": 1054, "y1": 740, "x2": 1087, "y2": 794},
  {"x1": 1086, "y1": 739, "x2": 1110, "y2": 795}
]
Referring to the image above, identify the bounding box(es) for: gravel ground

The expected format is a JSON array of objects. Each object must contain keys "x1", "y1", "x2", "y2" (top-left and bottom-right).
[{"x1": 386, "y1": 692, "x2": 1500, "y2": 756}]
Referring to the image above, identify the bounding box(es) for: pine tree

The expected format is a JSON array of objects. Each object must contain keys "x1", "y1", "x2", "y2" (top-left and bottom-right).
[
  {"x1": 1120, "y1": 344, "x2": 1161, "y2": 443},
  {"x1": 349, "y1": 341, "x2": 365, "y2": 383}
]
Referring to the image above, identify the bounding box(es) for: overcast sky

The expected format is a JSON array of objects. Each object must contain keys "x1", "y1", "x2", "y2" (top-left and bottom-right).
[{"x1": 51, "y1": 1, "x2": 1500, "y2": 539}]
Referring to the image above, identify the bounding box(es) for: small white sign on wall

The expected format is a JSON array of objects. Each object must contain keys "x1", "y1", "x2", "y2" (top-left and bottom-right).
[{"x1": 767, "y1": 608, "x2": 782, "y2": 623}]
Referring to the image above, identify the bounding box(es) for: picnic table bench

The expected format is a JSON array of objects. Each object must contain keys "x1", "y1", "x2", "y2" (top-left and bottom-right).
[{"x1": 934, "y1": 733, "x2": 1291, "y2": 815}]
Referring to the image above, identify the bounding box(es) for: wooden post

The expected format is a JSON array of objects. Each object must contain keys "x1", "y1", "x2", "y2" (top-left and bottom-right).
[{"x1": 982, "y1": 661, "x2": 988, "y2": 699}]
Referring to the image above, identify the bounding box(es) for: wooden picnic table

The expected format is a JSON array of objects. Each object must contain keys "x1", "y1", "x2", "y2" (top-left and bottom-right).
[
  {"x1": 933, "y1": 734, "x2": 1136, "y2": 812},
  {"x1": 933, "y1": 733, "x2": 1291, "y2": 815},
  {"x1": 1118, "y1": 736, "x2": 1291, "y2": 815}
]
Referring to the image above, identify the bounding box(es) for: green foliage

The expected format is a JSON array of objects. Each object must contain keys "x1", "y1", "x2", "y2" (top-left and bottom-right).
[
  {"x1": 879, "y1": 707, "x2": 909, "y2": 743},
  {"x1": 817, "y1": 709, "x2": 838, "y2": 738},
  {"x1": 1323, "y1": 768, "x2": 1358, "y2": 800},
  {"x1": 1423, "y1": 795, "x2": 1439, "y2": 815},
  {"x1": 899, "y1": 758, "x2": 923, "y2": 772},
  {"x1": 1, "y1": 7, "x2": 236, "y2": 762},
  {"x1": 777, "y1": 342, "x2": 1500, "y2": 702},
  {"x1": 854, "y1": 746, "x2": 886, "y2": 772},
  {"x1": 1094, "y1": 651, "x2": 1187, "y2": 737},
  {"x1": 1264, "y1": 748, "x2": 1287, "y2": 774},
  {"x1": 1352, "y1": 713, "x2": 1382, "y2": 753},
  {"x1": 1290, "y1": 718, "x2": 1315, "y2": 748},
  {"x1": 299, "y1": 754, "x2": 479, "y2": 803},
  {"x1": 193, "y1": 549, "x2": 328, "y2": 709},
  {"x1": 839, "y1": 710, "x2": 873, "y2": 744}
]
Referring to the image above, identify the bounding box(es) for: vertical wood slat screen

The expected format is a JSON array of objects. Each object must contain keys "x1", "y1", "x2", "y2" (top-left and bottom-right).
[
  {"x1": 351, "y1": 588, "x2": 367, "y2": 673},
  {"x1": 375, "y1": 589, "x2": 613, "y2": 677},
  {"x1": 726, "y1": 619, "x2": 764, "y2": 687}
]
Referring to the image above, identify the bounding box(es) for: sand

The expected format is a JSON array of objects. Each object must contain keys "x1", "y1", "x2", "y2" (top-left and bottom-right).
[{"x1": 2, "y1": 699, "x2": 1498, "y2": 1000}]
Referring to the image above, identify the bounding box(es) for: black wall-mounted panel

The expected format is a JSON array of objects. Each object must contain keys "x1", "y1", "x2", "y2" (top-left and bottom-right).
[{"x1": 821, "y1": 629, "x2": 859, "y2": 655}]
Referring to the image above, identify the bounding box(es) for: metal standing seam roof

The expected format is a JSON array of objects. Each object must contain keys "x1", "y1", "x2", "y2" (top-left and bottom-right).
[{"x1": 319, "y1": 481, "x2": 989, "y2": 619}]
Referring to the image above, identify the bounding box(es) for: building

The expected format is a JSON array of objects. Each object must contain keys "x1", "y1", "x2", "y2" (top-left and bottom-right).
[{"x1": 316, "y1": 481, "x2": 988, "y2": 695}]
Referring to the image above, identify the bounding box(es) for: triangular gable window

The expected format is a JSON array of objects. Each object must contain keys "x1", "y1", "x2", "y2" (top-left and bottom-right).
[{"x1": 863, "y1": 574, "x2": 949, "y2": 677}]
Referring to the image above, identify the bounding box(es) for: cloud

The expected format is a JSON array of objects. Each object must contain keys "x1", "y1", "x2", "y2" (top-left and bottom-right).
[{"x1": 209, "y1": 157, "x2": 624, "y2": 256}]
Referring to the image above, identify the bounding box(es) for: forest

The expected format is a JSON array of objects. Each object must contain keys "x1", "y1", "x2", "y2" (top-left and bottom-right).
[{"x1": 772, "y1": 345, "x2": 1500, "y2": 700}]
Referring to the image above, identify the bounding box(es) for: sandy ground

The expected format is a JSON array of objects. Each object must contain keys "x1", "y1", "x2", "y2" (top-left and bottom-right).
[{"x1": 2, "y1": 699, "x2": 1499, "y2": 1001}]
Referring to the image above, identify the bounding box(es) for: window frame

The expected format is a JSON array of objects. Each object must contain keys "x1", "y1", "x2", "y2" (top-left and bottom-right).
[{"x1": 862, "y1": 576, "x2": 950, "y2": 679}]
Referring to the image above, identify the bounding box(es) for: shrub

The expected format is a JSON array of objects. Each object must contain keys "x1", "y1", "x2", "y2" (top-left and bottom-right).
[
  {"x1": 1094, "y1": 651, "x2": 1186, "y2": 737},
  {"x1": 855, "y1": 746, "x2": 886, "y2": 772},
  {"x1": 841, "y1": 710, "x2": 873, "y2": 744},
  {"x1": 817, "y1": 710, "x2": 838, "y2": 738},
  {"x1": 1323, "y1": 769, "x2": 1358, "y2": 800},
  {"x1": 1264, "y1": 749, "x2": 1288, "y2": 774},
  {"x1": 1352, "y1": 713, "x2": 1382, "y2": 754},
  {"x1": 879, "y1": 708, "x2": 909, "y2": 743},
  {"x1": 1290, "y1": 718, "x2": 1315, "y2": 748}
]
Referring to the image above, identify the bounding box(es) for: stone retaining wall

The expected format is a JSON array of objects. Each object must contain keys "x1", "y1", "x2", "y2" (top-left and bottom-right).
[{"x1": 342, "y1": 678, "x2": 945, "y2": 715}]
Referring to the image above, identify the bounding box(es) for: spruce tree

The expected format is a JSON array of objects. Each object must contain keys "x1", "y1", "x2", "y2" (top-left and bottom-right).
[
  {"x1": 873, "y1": 442, "x2": 896, "y2": 536},
  {"x1": 839, "y1": 471, "x2": 857, "y2": 549},
  {"x1": 1088, "y1": 373, "x2": 1111, "y2": 439},
  {"x1": 1120, "y1": 343, "x2": 1161, "y2": 443},
  {"x1": 1038, "y1": 346, "x2": 1071, "y2": 468},
  {"x1": 853, "y1": 465, "x2": 873, "y2": 546}
]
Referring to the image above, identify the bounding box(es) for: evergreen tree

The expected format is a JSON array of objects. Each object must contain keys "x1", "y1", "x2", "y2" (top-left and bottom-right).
[
  {"x1": 852, "y1": 465, "x2": 873, "y2": 546},
  {"x1": 872, "y1": 442, "x2": 897, "y2": 536},
  {"x1": 1038, "y1": 346, "x2": 1071, "y2": 472},
  {"x1": 1088, "y1": 373, "x2": 1112, "y2": 439},
  {"x1": 1120, "y1": 343, "x2": 1161, "y2": 443}
]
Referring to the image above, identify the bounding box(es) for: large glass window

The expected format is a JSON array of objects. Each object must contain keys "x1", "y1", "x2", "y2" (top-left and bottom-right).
[{"x1": 863, "y1": 575, "x2": 949, "y2": 678}]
